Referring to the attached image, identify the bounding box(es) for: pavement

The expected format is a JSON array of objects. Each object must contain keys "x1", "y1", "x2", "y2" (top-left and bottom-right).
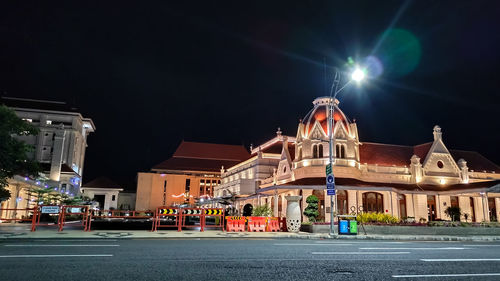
[
  {"x1": 1, "y1": 238, "x2": 500, "y2": 280},
  {"x1": 1, "y1": 224, "x2": 500, "y2": 241}
]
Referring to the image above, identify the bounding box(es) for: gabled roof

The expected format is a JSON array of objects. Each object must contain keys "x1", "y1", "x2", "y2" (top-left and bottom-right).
[
  {"x1": 82, "y1": 177, "x2": 122, "y2": 189},
  {"x1": 152, "y1": 141, "x2": 250, "y2": 173},
  {"x1": 450, "y1": 150, "x2": 500, "y2": 173},
  {"x1": 172, "y1": 141, "x2": 250, "y2": 161},
  {"x1": 359, "y1": 141, "x2": 499, "y2": 172}
]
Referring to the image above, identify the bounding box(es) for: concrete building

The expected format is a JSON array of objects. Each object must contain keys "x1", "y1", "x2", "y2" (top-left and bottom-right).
[
  {"x1": 215, "y1": 97, "x2": 500, "y2": 222},
  {"x1": 135, "y1": 141, "x2": 249, "y2": 211},
  {"x1": 81, "y1": 177, "x2": 123, "y2": 210},
  {"x1": 0, "y1": 97, "x2": 95, "y2": 219}
]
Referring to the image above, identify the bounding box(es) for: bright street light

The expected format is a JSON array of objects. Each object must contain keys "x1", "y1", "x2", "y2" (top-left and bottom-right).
[{"x1": 351, "y1": 68, "x2": 365, "y2": 82}]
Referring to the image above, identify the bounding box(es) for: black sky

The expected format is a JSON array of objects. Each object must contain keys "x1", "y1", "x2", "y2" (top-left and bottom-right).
[{"x1": 1, "y1": 1, "x2": 499, "y2": 190}]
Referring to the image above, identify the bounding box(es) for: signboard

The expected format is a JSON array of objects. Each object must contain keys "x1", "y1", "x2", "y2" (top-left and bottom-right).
[
  {"x1": 326, "y1": 174, "x2": 335, "y2": 189},
  {"x1": 41, "y1": 206, "x2": 60, "y2": 214},
  {"x1": 325, "y1": 164, "x2": 332, "y2": 176},
  {"x1": 327, "y1": 189, "x2": 336, "y2": 195},
  {"x1": 69, "y1": 207, "x2": 83, "y2": 213}
]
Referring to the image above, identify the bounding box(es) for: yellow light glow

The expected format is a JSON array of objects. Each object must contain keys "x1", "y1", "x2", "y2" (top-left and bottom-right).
[
  {"x1": 439, "y1": 178, "x2": 446, "y2": 185},
  {"x1": 303, "y1": 160, "x2": 310, "y2": 167},
  {"x1": 349, "y1": 160, "x2": 356, "y2": 167}
]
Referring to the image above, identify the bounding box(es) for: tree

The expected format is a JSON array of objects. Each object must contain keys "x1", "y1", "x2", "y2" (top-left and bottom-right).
[
  {"x1": 0, "y1": 105, "x2": 41, "y2": 201},
  {"x1": 444, "y1": 206, "x2": 461, "y2": 222},
  {"x1": 252, "y1": 205, "x2": 272, "y2": 217},
  {"x1": 303, "y1": 195, "x2": 319, "y2": 222}
]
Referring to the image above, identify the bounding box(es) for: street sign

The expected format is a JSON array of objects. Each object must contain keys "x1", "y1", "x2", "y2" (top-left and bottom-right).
[
  {"x1": 327, "y1": 189, "x2": 335, "y2": 195},
  {"x1": 326, "y1": 174, "x2": 335, "y2": 189},
  {"x1": 325, "y1": 163, "x2": 332, "y2": 176},
  {"x1": 41, "y1": 206, "x2": 60, "y2": 214}
]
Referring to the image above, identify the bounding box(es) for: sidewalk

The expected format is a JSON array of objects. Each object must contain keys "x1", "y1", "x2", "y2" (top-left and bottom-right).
[{"x1": 1, "y1": 225, "x2": 500, "y2": 241}]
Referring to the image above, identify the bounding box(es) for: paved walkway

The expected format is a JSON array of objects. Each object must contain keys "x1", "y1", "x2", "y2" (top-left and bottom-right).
[{"x1": 1, "y1": 224, "x2": 500, "y2": 241}]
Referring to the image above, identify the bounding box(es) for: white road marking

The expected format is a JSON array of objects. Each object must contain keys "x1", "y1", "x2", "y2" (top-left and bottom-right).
[
  {"x1": 274, "y1": 243, "x2": 352, "y2": 246},
  {"x1": 463, "y1": 244, "x2": 500, "y2": 247},
  {"x1": 421, "y1": 258, "x2": 500, "y2": 262},
  {"x1": 360, "y1": 247, "x2": 467, "y2": 250},
  {"x1": 31, "y1": 239, "x2": 118, "y2": 242},
  {"x1": 4, "y1": 244, "x2": 119, "y2": 247},
  {"x1": 312, "y1": 252, "x2": 410, "y2": 255},
  {"x1": 0, "y1": 254, "x2": 113, "y2": 258},
  {"x1": 315, "y1": 241, "x2": 408, "y2": 244},
  {"x1": 392, "y1": 273, "x2": 500, "y2": 278}
]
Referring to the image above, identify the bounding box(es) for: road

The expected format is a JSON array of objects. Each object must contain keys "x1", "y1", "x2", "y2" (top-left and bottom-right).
[{"x1": 0, "y1": 238, "x2": 499, "y2": 280}]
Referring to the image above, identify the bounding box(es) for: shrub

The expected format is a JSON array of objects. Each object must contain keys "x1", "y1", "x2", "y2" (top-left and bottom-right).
[
  {"x1": 252, "y1": 205, "x2": 272, "y2": 217},
  {"x1": 303, "y1": 195, "x2": 319, "y2": 222},
  {"x1": 356, "y1": 212, "x2": 400, "y2": 224}
]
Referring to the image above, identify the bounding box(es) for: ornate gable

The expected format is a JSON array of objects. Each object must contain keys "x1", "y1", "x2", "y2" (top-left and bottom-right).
[{"x1": 309, "y1": 120, "x2": 328, "y2": 140}]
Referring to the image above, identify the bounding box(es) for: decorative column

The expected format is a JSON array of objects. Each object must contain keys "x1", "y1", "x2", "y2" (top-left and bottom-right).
[
  {"x1": 285, "y1": 195, "x2": 302, "y2": 232},
  {"x1": 273, "y1": 191, "x2": 279, "y2": 217}
]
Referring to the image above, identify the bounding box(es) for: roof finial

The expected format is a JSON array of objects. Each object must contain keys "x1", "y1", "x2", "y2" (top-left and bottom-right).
[
  {"x1": 249, "y1": 143, "x2": 253, "y2": 151},
  {"x1": 276, "y1": 127, "x2": 282, "y2": 137}
]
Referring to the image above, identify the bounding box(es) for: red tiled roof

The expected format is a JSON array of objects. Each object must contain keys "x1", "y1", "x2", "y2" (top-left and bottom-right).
[
  {"x1": 172, "y1": 141, "x2": 250, "y2": 161},
  {"x1": 152, "y1": 157, "x2": 241, "y2": 173},
  {"x1": 359, "y1": 143, "x2": 414, "y2": 166},
  {"x1": 278, "y1": 177, "x2": 499, "y2": 192},
  {"x1": 152, "y1": 141, "x2": 250, "y2": 173},
  {"x1": 359, "y1": 141, "x2": 498, "y2": 172},
  {"x1": 450, "y1": 150, "x2": 500, "y2": 173},
  {"x1": 83, "y1": 177, "x2": 122, "y2": 189}
]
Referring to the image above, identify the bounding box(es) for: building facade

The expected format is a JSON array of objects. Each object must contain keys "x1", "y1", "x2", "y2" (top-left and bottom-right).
[
  {"x1": 81, "y1": 177, "x2": 123, "y2": 210},
  {"x1": 0, "y1": 97, "x2": 95, "y2": 219},
  {"x1": 135, "y1": 141, "x2": 249, "y2": 211},
  {"x1": 215, "y1": 97, "x2": 500, "y2": 222}
]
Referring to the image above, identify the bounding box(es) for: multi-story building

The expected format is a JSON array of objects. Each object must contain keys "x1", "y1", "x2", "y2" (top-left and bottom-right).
[
  {"x1": 0, "y1": 97, "x2": 95, "y2": 219},
  {"x1": 135, "y1": 141, "x2": 249, "y2": 211},
  {"x1": 216, "y1": 97, "x2": 500, "y2": 222}
]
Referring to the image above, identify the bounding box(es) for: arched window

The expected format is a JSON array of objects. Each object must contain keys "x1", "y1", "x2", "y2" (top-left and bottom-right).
[
  {"x1": 318, "y1": 144, "x2": 323, "y2": 158},
  {"x1": 312, "y1": 145, "x2": 318, "y2": 158},
  {"x1": 337, "y1": 190, "x2": 348, "y2": 215},
  {"x1": 335, "y1": 144, "x2": 346, "y2": 158},
  {"x1": 298, "y1": 147, "x2": 302, "y2": 160},
  {"x1": 362, "y1": 192, "x2": 384, "y2": 213},
  {"x1": 340, "y1": 145, "x2": 346, "y2": 158}
]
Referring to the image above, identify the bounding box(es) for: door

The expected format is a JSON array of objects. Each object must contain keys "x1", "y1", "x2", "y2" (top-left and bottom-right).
[
  {"x1": 94, "y1": 195, "x2": 105, "y2": 210},
  {"x1": 398, "y1": 194, "x2": 407, "y2": 219},
  {"x1": 427, "y1": 195, "x2": 436, "y2": 221}
]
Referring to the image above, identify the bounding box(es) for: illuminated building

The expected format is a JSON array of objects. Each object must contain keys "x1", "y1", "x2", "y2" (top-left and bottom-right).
[{"x1": 215, "y1": 97, "x2": 500, "y2": 222}]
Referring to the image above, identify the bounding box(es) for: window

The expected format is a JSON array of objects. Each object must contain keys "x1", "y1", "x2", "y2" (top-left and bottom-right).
[
  {"x1": 22, "y1": 118, "x2": 33, "y2": 123},
  {"x1": 318, "y1": 144, "x2": 323, "y2": 158},
  {"x1": 112, "y1": 195, "x2": 116, "y2": 201},
  {"x1": 298, "y1": 147, "x2": 302, "y2": 160},
  {"x1": 398, "y1": 194, "x2": 407, "y2": 218},
  {"x1": 437, "y1": 161, "x2": 444, "y2": 169},
  {"x1": 337, "y1": 190, "x2": 348, "y2": 215},
  {"x1": 163, "y1": 180, "x2": 167, "y2": 192},
  {"x1": 200, "y1": 179, "x2": 205, "y2": 195},
  {"x1": 46, "y1": 120, "x2": 52, "y2": 125},
  {"x1": 312, "y1": 145, "x2": 318, "y2": 158},
  {"x1": 450, "y1": 196, "x2": 459, "y2": 208},
  {"x1": 362, "y1": 192, "x2": 384, "y2": 213},
  {"x1": 335, "y1": 144, "x2": 346, "y2": 158}
]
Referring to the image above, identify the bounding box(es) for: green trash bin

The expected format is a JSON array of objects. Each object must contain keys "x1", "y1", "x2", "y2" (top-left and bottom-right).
[{"x1": 349, "y1": 220, "x2": 358, "y2": 235}]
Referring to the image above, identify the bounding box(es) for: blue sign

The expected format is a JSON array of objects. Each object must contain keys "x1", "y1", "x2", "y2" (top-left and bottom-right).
[
  {"x1": 326, "y1": 174, "x2": 335, "y2": 189},
  {"x1": 327, "y1": 189, "x2": 335, "y2": 195}
]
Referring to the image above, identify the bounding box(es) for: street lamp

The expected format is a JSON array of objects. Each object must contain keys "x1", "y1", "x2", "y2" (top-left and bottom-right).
[{"x1": 328, "y1": 67, "x2": 365, "y2": 236}]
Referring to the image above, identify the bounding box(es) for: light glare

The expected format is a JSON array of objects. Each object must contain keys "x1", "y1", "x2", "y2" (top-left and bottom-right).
[{"x1": 351, "y1": 68, "x2": 365, "y2": 82}]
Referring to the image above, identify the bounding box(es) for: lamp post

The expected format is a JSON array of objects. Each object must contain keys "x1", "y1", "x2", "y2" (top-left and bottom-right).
[{"x1": 328, "y1": 67, "x2": 365, "y2": 236}]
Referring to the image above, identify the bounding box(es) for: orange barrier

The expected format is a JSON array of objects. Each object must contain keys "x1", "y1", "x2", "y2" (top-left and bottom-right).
[
  {"x1": 58, "y1": 205, "x2": 90, "y2": 232},
  {"x1": 153, "y1": 207, "x2": 180, "y2": 232},
  {"x1": 180, "y1": 208, "x2": 203, "y2": 231},
  {"x1": 31, "y1": 205, "x2": 62, "y2": 231},
  {"x1": 266, "y1": 217, "x2": 280, "y2": 232},
  {"x1": 225, "y1": 216, "x2": 246, "y2": 232},
  {"x1": 87, "y1": 210, "x2": 154, "y2": 231},
  {"x1": 0, "y1": 208, "x2": 35, "y2": 225},
  {"x1": 202, "y1": 208, "x2": 224, "y2": 231},
  {"x1": 247, "y1": 216, "x2": 266, "y2": 232}
]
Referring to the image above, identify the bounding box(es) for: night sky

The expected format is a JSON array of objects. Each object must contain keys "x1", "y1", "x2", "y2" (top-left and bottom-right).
[{"x1": 1, "y1": 1, "x2": 499, "y2": 190}]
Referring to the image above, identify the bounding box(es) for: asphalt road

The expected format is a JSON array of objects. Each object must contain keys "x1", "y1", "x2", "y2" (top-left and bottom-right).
[{"x1": 0, "y1": 238, "x2": 499, "y2": 281}]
